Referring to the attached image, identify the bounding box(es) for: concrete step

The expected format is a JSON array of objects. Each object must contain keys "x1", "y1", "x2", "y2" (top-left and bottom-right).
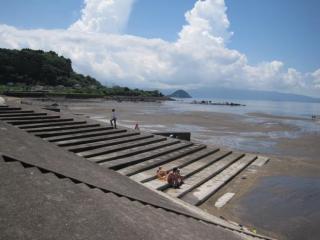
[
  {"x1": 100, "y1": 141, "x2": 193, "y2": 170},
  {"x1": 18, "y1": 121, "x2": 87, "y2": 129},
  {"x1": 0, "y1": 107, "x2": 21, "y2": 111},
  {"x1": 0, "y1": 115, "x2": 60, "y2": 121},
  {"x1": 7, "y1": 118, "x2": 74, "y2": 125},
  {"x1": 181, "y1": 154, "x2": 257, "y2": 206},
  {"x1": 27, "y1": 123, "x2": 98, "y2": 133},
  {"x1": 0, "y1": 113, "x2": 47, "y2": 118},
  {"x1": 143, "y1": 150, "x2": 232, "y2": 191},
  {"x1": 36, "y1": 126, "x2": 113, "y2": 138},
  {"x1": 66, "y1": 134, "x2": 153, "y2": 153},
  {"x1": 88, "y1": 139, "x2": 180, "y2": 163},
  {"x1": 56, "y1": 132, "x2": 140, "y2": 147},
  {"x1": 251, "y1": 156, "x2": 269, "y2": 167},
  {"x1": 119, "y1": 144, "x2": 207, "y2": 176},
  {"x1": 165, "y1": 152, "x2": 244, "y2": 198},
  {"x1": 77, "y1": 136, "x2": 166, "y2": 158},
  {"x1": 0, "y1": 105, "x2": 9, "y2": 108},
  {"x1": 0, "y1": 110, "x2": 34, "y2": 115},
  {"x1": 47, "y1": 128, "x2": 127, "y2": 142},
  {"x1": 129, "y1": 148, "x2": 219, "y2": 183}
]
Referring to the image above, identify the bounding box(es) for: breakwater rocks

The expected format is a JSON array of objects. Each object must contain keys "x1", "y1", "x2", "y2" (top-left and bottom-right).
[{"x1": 191, "y1": 100, "x2": 246, "y2": 106}]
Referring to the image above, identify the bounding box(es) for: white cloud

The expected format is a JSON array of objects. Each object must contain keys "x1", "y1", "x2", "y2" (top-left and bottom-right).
[
  {"x1": 69, "y1": 0, "x2": 135, "y2": 34},
  {"x1": 312, "y1": 69, "x2": 320, "y2": 88},
  {"x1": 0, "y1": 0, "x2": 319, "y2": 97}
]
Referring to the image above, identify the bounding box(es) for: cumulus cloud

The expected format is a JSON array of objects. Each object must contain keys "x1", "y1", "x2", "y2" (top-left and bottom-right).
[
  {"x1": 69, "y1": 0, "x2": 135, "y2": 34},
  {"x1": 311, "y1": 69, "x2": 320, "y2": 88},
  {"x1": 0, "y1": 0, "x2": 319, "y2": 96}
]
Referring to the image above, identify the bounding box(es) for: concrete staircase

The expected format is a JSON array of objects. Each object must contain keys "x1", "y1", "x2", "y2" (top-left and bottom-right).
[{"x1": 0, "y1": 104, "x2": 269, "y2": 207}]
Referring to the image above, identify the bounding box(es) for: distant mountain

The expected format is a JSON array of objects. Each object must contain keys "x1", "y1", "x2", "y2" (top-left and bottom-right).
[
  {"x1": 168, "y1": 89, "x2": 192, "y2": 98},
  {"x1": 187, "y1": 88, "x2": 320, "y2": 103}
]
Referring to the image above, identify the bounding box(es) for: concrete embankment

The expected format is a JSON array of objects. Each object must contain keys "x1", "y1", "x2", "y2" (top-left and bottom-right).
[{"x1": 0, "y1": 102, "x2": 274, "y2": 240}]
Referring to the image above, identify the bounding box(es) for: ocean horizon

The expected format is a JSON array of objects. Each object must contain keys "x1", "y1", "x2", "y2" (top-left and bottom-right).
[{"x1": 167, "y1": 98, "x2": 320, "y2": 118}]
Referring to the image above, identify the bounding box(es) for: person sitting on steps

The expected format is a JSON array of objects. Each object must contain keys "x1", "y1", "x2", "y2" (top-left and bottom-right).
[
  {"x1": 156, "y1": 166, "x2": 167, "y2": 181},
  {"x1": 167, "y1": 167, "x2": 183, "y2": 189}
]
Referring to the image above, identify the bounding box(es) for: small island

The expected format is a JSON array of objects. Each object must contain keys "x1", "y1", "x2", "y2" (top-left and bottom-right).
[{"x1": 168, "y1": 89, "x2": 192, "y2": 98}]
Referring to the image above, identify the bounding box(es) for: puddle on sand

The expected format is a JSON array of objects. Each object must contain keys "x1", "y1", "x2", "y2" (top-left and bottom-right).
[
  {"x1": 195, "y1": 135, "x2": 276, "y2": 154},
  {"x1": 237, "y1": 176, "x2": 320, "y2": 240}
]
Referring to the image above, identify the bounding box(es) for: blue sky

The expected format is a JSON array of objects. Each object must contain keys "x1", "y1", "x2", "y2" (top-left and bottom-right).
[
  {"x1": 0, "y1": 0, "x2": 319, "y2": 96},
  {"x1": 0, "y1": 0, "x2": 318, "y2": 72}
]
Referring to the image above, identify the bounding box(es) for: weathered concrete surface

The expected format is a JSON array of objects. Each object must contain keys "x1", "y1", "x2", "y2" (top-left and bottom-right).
[
  {"x1": 0, "y1": 102, "x2": 274, "y2": 240},
  {"x1": 0, "y1": 121, "x2": 200, "y2": 217},
  {"x1": 0, "y1": 158, "x2": 246, "y2": 240}
]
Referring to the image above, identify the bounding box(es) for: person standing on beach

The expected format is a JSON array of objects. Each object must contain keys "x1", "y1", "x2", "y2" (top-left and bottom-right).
[{"x1": 110, "y1": 109, "x2": 117, "y2": 129}]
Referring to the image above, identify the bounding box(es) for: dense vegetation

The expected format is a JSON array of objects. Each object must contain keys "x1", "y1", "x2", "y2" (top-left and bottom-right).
[{"x1": 0, "y1": 48, "x2": 163, "y2": 97}]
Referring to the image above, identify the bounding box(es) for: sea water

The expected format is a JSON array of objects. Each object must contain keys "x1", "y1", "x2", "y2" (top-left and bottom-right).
[
  {"x1": 238, "y1": 176, "x2": 320, "y2": 240},
  {"x1": 136, "y1": 99, "x2": 320, "y2": 154},
  {"x1": 164, "y1": 98, "x2": 320, "y2": 118}
]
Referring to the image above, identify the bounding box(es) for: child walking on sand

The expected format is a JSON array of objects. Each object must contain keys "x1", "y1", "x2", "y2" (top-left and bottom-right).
[{"x1": 110, "y1": 109, "x2": 117, "y2": 128}]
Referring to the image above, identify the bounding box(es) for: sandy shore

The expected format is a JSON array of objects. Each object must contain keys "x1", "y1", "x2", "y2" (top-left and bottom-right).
[
  {"x1": 8, "y1": 97, "x2": 320, "y2": 239},
  {"x1": 57, "y1": 100, "x2": 320, "y2": 162}
]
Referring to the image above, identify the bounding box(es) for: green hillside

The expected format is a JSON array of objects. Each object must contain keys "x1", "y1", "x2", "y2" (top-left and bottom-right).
[{"x1": 0, "y1": 48, "x2": 163, "y2": 97}]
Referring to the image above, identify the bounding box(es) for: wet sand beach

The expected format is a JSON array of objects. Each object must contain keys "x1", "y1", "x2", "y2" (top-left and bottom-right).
[{"x1": 16, "y1": 98, "x2": 320, "y2": 239}]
